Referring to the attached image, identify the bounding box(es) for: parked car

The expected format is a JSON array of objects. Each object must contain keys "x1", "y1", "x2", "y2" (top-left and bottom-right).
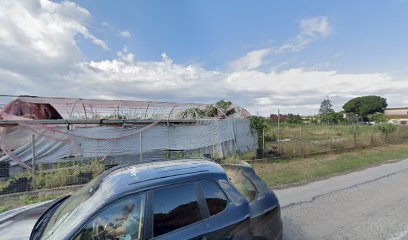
[{"x1": 1, "y1": 159, "x2": 282, "y2": 240}]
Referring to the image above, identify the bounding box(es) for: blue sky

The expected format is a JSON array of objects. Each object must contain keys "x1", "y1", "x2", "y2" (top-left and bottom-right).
[
  {"x1": 0, "y1": 0, "x2": 407, "y2": 115},
  {"x1": 75, "y1": 0, "x2": 408, "y2": 73}
]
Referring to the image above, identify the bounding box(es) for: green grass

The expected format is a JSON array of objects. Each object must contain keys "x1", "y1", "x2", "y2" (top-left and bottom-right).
[
  {"x1": 253, "y1": 143, "x2": 408, "y2": 188},
  {"x1": 263, "y1": 123, "x2": 408, "y2": 158},
  {"x1": 0, "y1": 193, "x2": 65, "y2": 213}
]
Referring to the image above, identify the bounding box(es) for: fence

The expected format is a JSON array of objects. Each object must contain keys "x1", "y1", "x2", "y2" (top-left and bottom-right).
[
  {"x1": 262, "y1": 123, "x2": 408, "y2": 159},
  {"x1": 0, "y1": 118, "x2": 257, "y2": 195}
]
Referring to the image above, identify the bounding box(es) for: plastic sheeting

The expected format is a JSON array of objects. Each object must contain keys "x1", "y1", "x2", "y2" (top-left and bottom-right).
[
  {"x1": 0, "y1": 96, "x2": 251, "y2": 121},
  {"x1": 0, "y1": 119, "x2": 257, "y2": 166}
]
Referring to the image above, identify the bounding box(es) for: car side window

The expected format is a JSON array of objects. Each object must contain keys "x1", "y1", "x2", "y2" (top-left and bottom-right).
[
  {"x1": 74, "y1": 193, "x2": 146, "y2": 240},
  {"x1": 152, "y1": 183, "x2": 202, "y2": 237},
  {"x1": 200, "y1": 180, "x2": 228, "y2": 216},
  {"x1": 225, "y1": 169, "x2": 257, "y2": 202}
]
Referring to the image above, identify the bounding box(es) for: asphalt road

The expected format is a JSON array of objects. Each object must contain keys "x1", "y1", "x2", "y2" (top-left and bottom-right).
[{"x1": 275, "y1": 159, "x2": 408, "y2": 240}]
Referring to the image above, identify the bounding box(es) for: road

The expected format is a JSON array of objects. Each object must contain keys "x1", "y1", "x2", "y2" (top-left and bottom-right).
[{"x1": 275, "y1": 158, "x2": 408, "y2": 240}]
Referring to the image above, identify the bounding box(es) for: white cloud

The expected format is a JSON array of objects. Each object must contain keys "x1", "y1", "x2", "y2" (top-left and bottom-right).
[
  {"x1": 230, "y1": 48, "x2": 272, "y2": 71},
  {"x1": 0, "y1": 2, "x2": 406, "y2": 116},
  {"x1": 280, "y1": 16, "x2": 331, "y2": 52},
  {"x1": 300, "y1": 16, "x2": 331, "y2": 38},
  {"x1": 0, "y1": 0, "x2": 108, "y2": 73},
  {"x1": 230, "y1": 16, "x2": 331, "y2": 71},
  {"x1": 119, "y1": 30, "x2": 132, "y2": 39},
  {"x1": 116, "y1": 46, "x2": 135, "y2": 64}
]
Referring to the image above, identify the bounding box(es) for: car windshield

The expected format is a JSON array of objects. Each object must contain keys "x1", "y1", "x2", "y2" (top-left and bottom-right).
[{"x1": 41, "y1": 174, "x2": 104, "y2": 240}]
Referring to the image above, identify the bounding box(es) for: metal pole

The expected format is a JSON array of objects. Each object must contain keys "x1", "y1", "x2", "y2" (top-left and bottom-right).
[
  {"x1": 330, "y1": 125, "x2": 333, "y2": 150},
  {"x1": 300, "y1": 126, "x2": 303, "y2": 158},
  {"x1": 262, "y1": 128, "x2": 265, "y2": 150},
  {"x1": 212, "y1": 123, "x2": 215, "y2": 159},
  {"x1": 353, "y1": 124, "x2": 357, "y2": 148},
  {"x1": 277, "y1": 109, "x2": 280, "y2": 155},
  {"x1": 31, "y1": 134, "x2": 36, "y2": 190},
  {"x1": 139, "y1": 131, "x2": 143, "y2": 161}
]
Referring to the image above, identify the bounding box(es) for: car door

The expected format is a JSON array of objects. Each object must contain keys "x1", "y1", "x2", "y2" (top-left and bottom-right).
[
  {"x1": 147, "y1": 182, "x2": 208, "y2": 240},
  {"x1": 223, "y1": 161, "x2": 282, "y2": 240},
  {"x1": 198, "y1": 179, "x2": 251, "y2": 240}
]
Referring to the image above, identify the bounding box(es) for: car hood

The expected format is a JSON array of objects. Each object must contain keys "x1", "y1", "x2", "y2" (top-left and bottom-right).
[{"x1": 0, "y1": 201, "x2": 55, "y2": 240}]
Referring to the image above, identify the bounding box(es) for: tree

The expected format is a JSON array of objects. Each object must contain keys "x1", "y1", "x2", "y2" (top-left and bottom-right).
[
  {"x1": 249, "y1": 116, "x2": 269, "y2": 148},
  {"x1": 181, "y1": 99, "x2": 233, "y2": 118},
  {"x1": 377, "y1": 123, "x2": 396, "y2": 142},
  {"x1": 343, "y1": 96, "x2": 387, "y2": 120},
  {"x1": 320, "y1": 112, "x2": 345, "y2": 124},
  {"x1": 286, "y1": 114, "x2": 303, "y2": 124},
  {"x1": 319, "y1": 98, "x2": 334, "y2": 115},
  {"x1": 368, "y1": 113, "x2": 386, "y2": 123},
  {"x1": 270, "y1": 114, "x2": 288, "y2": 122},
  {"x1": 215, "y1": 99, "x2": 232, "y2": 114}
]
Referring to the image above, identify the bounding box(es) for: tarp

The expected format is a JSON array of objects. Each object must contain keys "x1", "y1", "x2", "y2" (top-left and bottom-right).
[
  {"x1": 0, "y1": 119, "x2": 257, "y2": 166},
  {"x1": 0, "y1": 96, "x2": 251, "y2": 120}
]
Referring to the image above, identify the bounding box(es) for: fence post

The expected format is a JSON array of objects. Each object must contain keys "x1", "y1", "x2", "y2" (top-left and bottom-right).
[
  {"x1": 277, "y1": 109, "x2": 280, "y2": 155},
  {"x1": 262, "y1": 128, "x2": 265, "y2": 150},
  {"x1": 139, "y1": 131, "x2": 143, "y2": 161},
  {"x1": 31, "y1": 134, "x2": 36, "y2": 190},
  {"x1": 353, "y1": 124, "x2": 357, "y2": 148},
  {"x1": 329, "y1": 125, "x2": 333, "y2": 150},
  {"x1": 300, "y1": 126, "x2": 303, "y2": 158},
  {"x1": 211, "y1": 123, "x2": 215, "y2": 159}
]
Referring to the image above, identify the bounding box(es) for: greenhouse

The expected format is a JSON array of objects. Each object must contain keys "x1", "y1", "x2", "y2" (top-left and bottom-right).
[{"x1": 0, "y1": 96, "x2": 257, "y2": 174}]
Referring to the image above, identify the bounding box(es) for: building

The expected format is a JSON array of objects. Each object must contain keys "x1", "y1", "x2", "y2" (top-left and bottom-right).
[
  {"x1": 343, "y1": 113, "x2": 360, "y2": 123},
  {"x1": 384, "y1": 107, "x2": 408, "y2": 125}
]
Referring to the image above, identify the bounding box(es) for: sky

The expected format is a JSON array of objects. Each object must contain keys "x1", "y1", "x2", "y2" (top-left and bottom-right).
[{"x1": 0, "y1": 0, "x2": 407, "y2": 116}]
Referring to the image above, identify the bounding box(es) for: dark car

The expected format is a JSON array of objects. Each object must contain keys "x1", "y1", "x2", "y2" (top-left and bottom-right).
[{"x1": 3, "y1": 159, "x2": 282, "y2": 240}]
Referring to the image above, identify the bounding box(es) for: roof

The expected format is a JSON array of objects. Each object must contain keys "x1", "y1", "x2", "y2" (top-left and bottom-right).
[
  {"x1": 0, "y1": 96, "x2": 251, "y2": 121},
  {"x1": 101, "y1": 159, "x2": 225, "y2": 197},
  {"x1": 385, "y1": 107, "x2": 408, "y2": 110}
]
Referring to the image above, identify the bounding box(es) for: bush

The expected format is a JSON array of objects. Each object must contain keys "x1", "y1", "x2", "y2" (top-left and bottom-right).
[
  {"x1": 287, "y1": 114, "x2": 303, "y2": 124},
  {"x1": 249, "y1": 116, "x2": 269, "y2": 148},
  {"x1": 377, "y1": 123, "x2": 396, "y2": 142},
  {"x1": 320, "y1": 112, "x2": 345, "y2": 124},
  {"x1": 368, "y1": 113, "x2": 386, "y2": 123}
]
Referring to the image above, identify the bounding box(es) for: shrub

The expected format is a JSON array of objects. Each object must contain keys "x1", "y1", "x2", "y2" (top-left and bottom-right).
[{"x1": 377, "y1": 123, "x2": 396, "y2": 142}]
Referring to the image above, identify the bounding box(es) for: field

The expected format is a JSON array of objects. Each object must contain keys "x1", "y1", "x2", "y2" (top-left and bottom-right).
[
  {"x1": 237, "y1": 123, "x2": 408, "y2": 160},
  {"x1": 227, "y1": 123, "x2": 408, "y2": 188},
  {"x1": 253, "y1": 143, "x2": 408, "y2": 188}
]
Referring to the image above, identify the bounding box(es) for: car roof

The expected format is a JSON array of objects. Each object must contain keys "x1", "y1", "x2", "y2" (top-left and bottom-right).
[{"x1": 99, "y1": 158, "x2": 226, "y2": 198}]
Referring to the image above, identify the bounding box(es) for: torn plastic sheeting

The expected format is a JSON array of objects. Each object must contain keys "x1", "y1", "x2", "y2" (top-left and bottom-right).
[{"x1": 0, "y1": 119, "x2": 257, "y2": 166}]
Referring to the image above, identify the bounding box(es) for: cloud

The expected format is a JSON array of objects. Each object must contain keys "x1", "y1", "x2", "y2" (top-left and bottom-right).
[
  {"x1": 230, "y1": 16, "x2": 331, "y2": 71},
  {"x1": 0, "y1": 2, "x2": 406, "y2": 117},
  {"x1": 300, "y1": 16, "x2": 331, "y2": 38},
  {"x1": 0, "y1": 0, "x2": 108, "y2": 74},
  {"x1": 230, "y1": 48, "x2": 272, "y2": 71},
  {"x1": 119, "y1": 30, "x2": 132, "y2": 39},
  {"x1": 280, "y1": 16, "x2": 331, "y2": 52}
]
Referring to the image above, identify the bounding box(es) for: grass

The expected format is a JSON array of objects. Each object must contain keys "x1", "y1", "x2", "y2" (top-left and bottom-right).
[
  {"x1": 262, "y1": 123, "x2": 408, "y2": 158},
  {"x1": 0, "y1": 193, "x2": 65, "y2": 213},
  {"x1": 253, "y1": 143, "x2": 408, "y2": 188}
]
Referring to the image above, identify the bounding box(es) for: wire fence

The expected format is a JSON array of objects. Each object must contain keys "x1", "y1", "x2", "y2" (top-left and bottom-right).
[{"x1": 261, "y1": 123, "x2": 408, "y2": 159}]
